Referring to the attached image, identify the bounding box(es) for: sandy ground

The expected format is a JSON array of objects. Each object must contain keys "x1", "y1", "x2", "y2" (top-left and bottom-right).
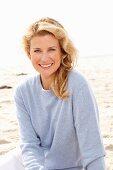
[{"x1": 0, "y1": 55, "x2": 113, "y2": 169}]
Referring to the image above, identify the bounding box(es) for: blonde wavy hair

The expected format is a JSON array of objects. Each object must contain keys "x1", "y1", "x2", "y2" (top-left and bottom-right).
[{"x1": 22, "y1": 17, "x2": 78, "y2": 99}]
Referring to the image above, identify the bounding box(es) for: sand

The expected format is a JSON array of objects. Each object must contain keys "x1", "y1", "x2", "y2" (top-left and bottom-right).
[{"x1": 0, "y1": 55, "x2": 113, "y2": 169}]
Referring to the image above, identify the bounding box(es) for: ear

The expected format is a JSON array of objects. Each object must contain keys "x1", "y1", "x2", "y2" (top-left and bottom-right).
[
  {"x1": 28, "y1": 55, "x2": 31, "y2": 59},
  {"x1": 27, "y1": 51, "x2": 31, "y2": 59}
]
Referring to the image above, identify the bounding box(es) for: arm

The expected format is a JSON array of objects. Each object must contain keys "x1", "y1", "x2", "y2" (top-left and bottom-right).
[
  {"x1": 86, "y1": 157, "x2": 105, "y2": 170},
  {"x1": 14, "y1": 87, "x2": 44, "y2": 170},
  {"x1": 73, "y1": 82, "x2": 106, "y2": 169}
]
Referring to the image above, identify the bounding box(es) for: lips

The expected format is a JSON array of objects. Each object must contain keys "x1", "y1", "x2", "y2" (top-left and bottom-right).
[{"x1": 39, "y1": 63, "x2": 53, "y2": 68}]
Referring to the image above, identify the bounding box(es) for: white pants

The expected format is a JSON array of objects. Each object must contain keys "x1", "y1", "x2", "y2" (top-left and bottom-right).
[
  {"x1": 0, "y1": 148, "x2": 84, "y2": 170},
  {"x1": 0, "y1": 147, "x2": 24, "y2": 170}
]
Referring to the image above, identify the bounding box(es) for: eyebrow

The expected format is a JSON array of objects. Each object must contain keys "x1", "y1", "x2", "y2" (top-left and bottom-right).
[
  {"x1": 49, "y1": 46, "x2": 57, "y2": 48},
  {"x1": 33, "y1": 48, "x2": 41, "y2": 49},
  {"x1": 33, "y1": 46, "x2": 57, "y2": 49}
]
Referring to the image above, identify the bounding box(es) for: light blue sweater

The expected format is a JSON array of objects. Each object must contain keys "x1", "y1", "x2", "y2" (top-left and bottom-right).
[{"x1": 14, "y1": 70, "x2": 105, "y2": 170}]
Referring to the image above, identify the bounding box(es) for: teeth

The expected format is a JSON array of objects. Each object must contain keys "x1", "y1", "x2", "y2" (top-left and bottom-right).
[{"x1": 40, "y1": 64, "x2": 52, "y2": 68}]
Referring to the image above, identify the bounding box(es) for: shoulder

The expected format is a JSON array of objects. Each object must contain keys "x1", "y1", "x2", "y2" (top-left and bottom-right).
[
  {"x1": 14, "y1": 73, "x2": 39, "y2": 97},
  {"x1": 68, "y1": 69, "x2": 94, "y2": 98},
  {"x1": 68, "y1": 69, "x2": 97, "y2": 106},
  {"x1": 68, "y1": 69, "x2": 89, "y2": 89}
]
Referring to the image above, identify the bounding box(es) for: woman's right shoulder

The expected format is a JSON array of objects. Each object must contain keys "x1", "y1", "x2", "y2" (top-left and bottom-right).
[{"x1": 14, "y1": 74, "x2": 39, "y2": 93}]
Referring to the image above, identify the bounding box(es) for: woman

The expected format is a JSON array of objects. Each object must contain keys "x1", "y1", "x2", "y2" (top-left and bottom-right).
[{"x1": 0, "y1": 17, "x2": 105, "y2": 170}]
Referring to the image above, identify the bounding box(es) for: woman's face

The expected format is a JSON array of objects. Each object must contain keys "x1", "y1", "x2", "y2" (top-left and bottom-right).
[{"x1": 29, "y1": 34, "x2": 62, "y2": 81}]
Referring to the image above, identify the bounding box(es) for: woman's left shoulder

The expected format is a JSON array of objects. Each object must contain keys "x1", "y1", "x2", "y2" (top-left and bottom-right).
[
  {"x1": 68, "y1": 69, "x2": 95, "y2": 100},
  {"x1": 68, "y1": 69, "x2": 90, "y2": 89}
]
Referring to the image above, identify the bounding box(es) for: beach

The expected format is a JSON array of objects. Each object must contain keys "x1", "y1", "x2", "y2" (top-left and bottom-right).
[{"x1": 0, "y1": 55, "x2": 113, "y2": 169}]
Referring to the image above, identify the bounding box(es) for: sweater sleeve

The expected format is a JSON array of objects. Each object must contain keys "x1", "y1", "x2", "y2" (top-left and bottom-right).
[
  {"x1": 14, "y1": 86, "x2": 45, "y2": 170},
  {"x1": 86, "y1": 157, "x2": 106, "y2": 170},
  {"x1": 73, "y1": 82, "x2": 106, "y2": 169}
]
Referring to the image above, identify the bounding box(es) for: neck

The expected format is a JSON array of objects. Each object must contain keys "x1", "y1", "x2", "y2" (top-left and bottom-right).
[{"x1": 40, "y1": 75, "x2": 54, "y2": 90}]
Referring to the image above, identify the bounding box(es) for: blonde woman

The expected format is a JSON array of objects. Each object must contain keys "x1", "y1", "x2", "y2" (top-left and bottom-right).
[{"x1": 0, "y1": 17, "x2": 105, "y2": 170}]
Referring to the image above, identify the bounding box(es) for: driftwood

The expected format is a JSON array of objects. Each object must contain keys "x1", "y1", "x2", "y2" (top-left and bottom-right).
[
  {"x1": 16, "y1": 73, "x2": 27, "y2": 76},
  {"x1": 0, "y1": 85, "x2": 12, "y2": 89}
]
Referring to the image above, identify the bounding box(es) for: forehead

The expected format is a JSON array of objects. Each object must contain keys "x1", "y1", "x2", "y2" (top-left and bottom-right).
[{"x1": 30, "y1": 34, "x2": 60, "y2": 47}]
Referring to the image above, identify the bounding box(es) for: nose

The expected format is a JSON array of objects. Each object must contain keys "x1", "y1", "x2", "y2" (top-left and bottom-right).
[{"x1": 41, "y1": 53, "x2": 49, "y2": 62}]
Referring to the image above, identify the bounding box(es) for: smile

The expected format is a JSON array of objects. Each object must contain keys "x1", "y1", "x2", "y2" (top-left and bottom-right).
[{"x1": 39, "y1": 64, "x2": 53, "y2": 68}]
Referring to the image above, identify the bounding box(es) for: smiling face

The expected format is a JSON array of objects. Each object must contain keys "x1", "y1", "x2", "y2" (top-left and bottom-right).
[{"x1": 29, "y1": 33, "x2": 62, "y2": 88}]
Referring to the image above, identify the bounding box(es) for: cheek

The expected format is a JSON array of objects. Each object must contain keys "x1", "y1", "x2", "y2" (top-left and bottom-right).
[
  {"x1": 57, "y1": 58, "x2": 61, "y2": 66},
  {"x1": 30, "y1": 56, "x2": 41, "y2": 72},
  {"x1": 30, "y1": 57, "x2": 41, "y2": 71},
  {"x1": 31, "y1": 55, "x2": 39, "y2": 63},
  {"x1": 54, "y1": 53, "x2": 61, "y2": 63},
  {"x1": 56, "y1": 55, "x2": 62, "y2": 66}
]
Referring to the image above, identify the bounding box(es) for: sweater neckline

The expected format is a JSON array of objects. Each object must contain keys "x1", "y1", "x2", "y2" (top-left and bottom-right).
[{"x1": 37, "y1": 74, "x2": 52, "y2": 95}]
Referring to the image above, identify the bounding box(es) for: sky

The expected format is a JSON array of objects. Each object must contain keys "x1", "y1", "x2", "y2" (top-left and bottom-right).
[{"x1": 0, "y1": 0, "x2": 113, "y2": 68}]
